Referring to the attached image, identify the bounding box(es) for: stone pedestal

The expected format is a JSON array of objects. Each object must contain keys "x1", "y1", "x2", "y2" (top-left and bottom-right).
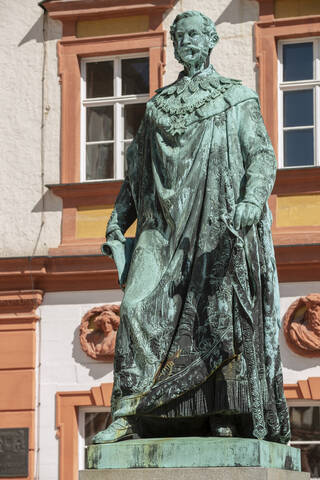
[
  {"x1": 80, "y1": 467, "x2": 309, "y2": 480},
  {"x1": 86, "y1": 437, "x2": 301, "y2": 470}
]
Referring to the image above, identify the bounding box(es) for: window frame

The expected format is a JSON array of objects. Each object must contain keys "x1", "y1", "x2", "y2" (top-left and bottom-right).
[
  {"x1": 78, "y1": 405, "x2": 111, "y2": 471},
  {"x1": 278, "y1": 37, "x2": 320, "y2": 169},
  {"x1": 287, "y1": 400, "x2": 320, "y2": 479},
  {"x1": 80, "y1": 53, "x2": 149, "y2": 182}
]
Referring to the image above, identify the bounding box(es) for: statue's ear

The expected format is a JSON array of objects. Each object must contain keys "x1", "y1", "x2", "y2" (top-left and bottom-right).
[{"x1": 208, "y1": 34, "x2": 219, "y2": 50}]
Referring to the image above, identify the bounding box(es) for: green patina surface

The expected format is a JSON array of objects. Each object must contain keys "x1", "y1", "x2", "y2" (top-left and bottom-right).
[
  {"x1": 94, "y1": 10, "x2": 290, "y2": 445},
  {"x1": 87, "y1": 437, "x2": 300, "y2": 470}
]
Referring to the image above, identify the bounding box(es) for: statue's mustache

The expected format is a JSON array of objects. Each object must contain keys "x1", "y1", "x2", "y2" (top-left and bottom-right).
[{"x1": 180, "y1": 46, "x2": 201, "y2": 53}]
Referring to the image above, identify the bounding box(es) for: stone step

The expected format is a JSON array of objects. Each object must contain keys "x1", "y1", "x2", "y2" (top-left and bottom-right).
[
  {"x1": 80, "y1": 467, "x2": 310, "y2": 480},
  {"x1": 86, "y1": 437, "x2": 301, "y2": 470}
]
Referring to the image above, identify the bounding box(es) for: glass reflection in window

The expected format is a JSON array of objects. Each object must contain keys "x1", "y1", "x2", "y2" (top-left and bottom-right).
[
  {"x1": 284, "y1": 90, "x2": 313, "y2": 128},
  {"x1": 86, "y1": 61, "x2": 113, "y2": 98},
  {"x1": 283, "y1": 43, "x2": 313, "y2": 82},
  {"x1": 122, "y1": 58, "x2": 149, "y2": 95}
]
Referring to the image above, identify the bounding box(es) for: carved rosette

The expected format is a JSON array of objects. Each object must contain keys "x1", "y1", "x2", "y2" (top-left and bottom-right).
[
  {"x1": 80, "y1": 304, "x2": 120, "y2": 361},
  {"x1": 283, "y1": 294, "x2": 320, "y2": 357}
]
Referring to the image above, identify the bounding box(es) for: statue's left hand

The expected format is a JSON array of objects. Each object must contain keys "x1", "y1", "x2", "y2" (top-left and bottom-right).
[{"x1": 234, "y1": 202, "x2": 261, "y2": 230}]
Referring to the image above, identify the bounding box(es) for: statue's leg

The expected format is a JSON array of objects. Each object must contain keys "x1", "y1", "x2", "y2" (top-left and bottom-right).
[{"x1": 92, "y1": 417, "x2": 138, "y2": 444}]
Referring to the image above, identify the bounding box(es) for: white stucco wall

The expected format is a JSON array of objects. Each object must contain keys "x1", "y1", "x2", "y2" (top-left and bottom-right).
[
  {"x1": 279, "y1": 282, "x2": 320, "y2": 385},
  {"x1": 38, "y1": 289, "x2": 123, "y2": 480},
  {"x1": 0, "y1": 2, "x2": 62, "y2": 257},
  {"x1": 163, "y1": 0, "x2": 259, "y2": 90}
]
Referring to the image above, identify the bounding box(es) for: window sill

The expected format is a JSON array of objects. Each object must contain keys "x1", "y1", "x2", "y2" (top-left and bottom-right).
[
  {"x1": 47, "y1": 179, "x2": 123, "y2": 204},
  {"x1": 273, "y1": 166, "x2": 320, "y2": 195},
  {"x1": 47, "y1": 180, "x2": 123, "y2": 255}
]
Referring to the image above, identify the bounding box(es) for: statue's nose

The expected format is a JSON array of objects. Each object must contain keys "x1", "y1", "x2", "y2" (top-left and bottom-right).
[{"x1": 181, "y1": 33, "x2": 191, "y2": 46}]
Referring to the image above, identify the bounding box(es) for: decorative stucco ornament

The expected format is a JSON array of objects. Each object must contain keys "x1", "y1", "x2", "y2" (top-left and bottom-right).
[
  {"x1": 283, "y1": 294, "x2": 320, "y2": 357},
  {"x1": 93, "y1": 10, "x2": 290, "y2": 446},
  {"x1": 79, "y1": 304, "x2": 120, "y2": 361}
]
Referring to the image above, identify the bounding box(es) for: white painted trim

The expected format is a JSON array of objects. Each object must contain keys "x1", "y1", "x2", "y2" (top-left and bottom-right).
[
  {"x1": 86, "y1": 140, "x2": 114, "y2": 145},
  {"x1": 278, "y1": 41, "x2": 284, "y2": 167},
  {"x1": 283, "y1": 125, "x2": 314, "y2": 131},
  {"x1": 279, "y1": 81, "x2": 320, "y2": 90},
  {"x1": 316, "y1": 41, "x2": 320, "y2": 167},
  {"x1": 83, "y1": 94, "x2": 148, "y2": 106},
  {"x1": 80, "y1": 59, "x2": 87, "y2": 182}
]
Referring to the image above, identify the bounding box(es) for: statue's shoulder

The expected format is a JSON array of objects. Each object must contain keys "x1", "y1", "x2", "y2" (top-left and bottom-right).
[
  {"x1": 223, "y1": 82, "x2": 259, "y2": 108},
  {"x1": 150, "y1": 80, "x2": 180, "y2": 101}
]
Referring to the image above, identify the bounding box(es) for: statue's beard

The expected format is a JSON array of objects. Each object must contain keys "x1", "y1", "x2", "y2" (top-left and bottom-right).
[{"x1": 174, "y1": 46, "x2": 210, "y2": 73}]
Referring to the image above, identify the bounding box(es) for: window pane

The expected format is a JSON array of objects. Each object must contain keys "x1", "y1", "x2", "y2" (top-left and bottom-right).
[
  {"x1": 293, "y1": 444, "x2": 320, "y2": 478},
  {"x1": 86, "y1": 106, "x2": 113, "y2": 142},
  {"x1": 284, "y1": 129, "x2": 314, "y2": 167},
  {"x1": 86, "y1": 144, "x2": 114, "y2": 180},
  {"x1": 290, "y1": 407, "x2": 320, "y2": 441},
  {"x1": 84, "y1": 412, "x2": 112, "y2": 468},
  {"x1": 86, "y1": 61, "x2": 113, "y2": 98},
  {"x1": 124, "y1": 103, "x2": 146, "y2": 139},
  {"x1": 122, "y1": 58, "x2": 149, "y2": 95},
  {"x1": 284, "y1": 90, "x2": 313, "y2": 127},
  {"x1": 283, "y1": 43, "x2": 313, "y2": 81},
  {"x1": 84, "y1": 412, "x2": 112, "y2": 446}
]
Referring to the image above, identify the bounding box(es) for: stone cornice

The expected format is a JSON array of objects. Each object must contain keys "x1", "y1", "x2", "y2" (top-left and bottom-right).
[
  {"x1": 0, "y1": 245, "x2": 320, "y2": 293},
  {"x1": 40, "y1": 0, "x2": 176, "y2": 20},
  {"x1": 0, "y1": 255, "x2": 118, "y2": 292},
  {"x1": 0, "y1": 290, "x2": 43, "y2": 324}
]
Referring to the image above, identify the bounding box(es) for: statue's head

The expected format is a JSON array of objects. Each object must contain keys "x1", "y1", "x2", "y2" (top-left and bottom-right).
[{"x1": 170, "y1": 11, "x2": 219, "y2": 70}]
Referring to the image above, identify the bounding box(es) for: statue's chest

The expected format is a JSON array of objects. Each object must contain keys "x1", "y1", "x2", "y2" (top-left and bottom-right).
[{"x1": 148, "y1": 87, "x2": 220, "y2": 136}]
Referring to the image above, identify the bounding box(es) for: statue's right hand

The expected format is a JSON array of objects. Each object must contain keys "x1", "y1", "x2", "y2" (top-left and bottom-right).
[{"x1": 106, "y1": 229, "x2": 126, "y2": 243}]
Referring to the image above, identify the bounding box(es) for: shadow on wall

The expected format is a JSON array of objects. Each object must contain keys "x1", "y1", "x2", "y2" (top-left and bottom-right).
[
  {"x1": 18, "y1": 13, "x2": 61, "y2": 46},
  {"x1": 72, "y1": 325, "x2": 113, "y2": 380},
  {"x1": 215, "y1": 0, "x2": 258, "y2": 25},
  {"x1": 32, "y1": 189, "x2": 62, "y2": 212},
  {"x1": 163, "y1": 0, "x2": 258, "y2": 26},
  {"x1": 279, "y1": 325, "x2": 320, "y2": 372}
]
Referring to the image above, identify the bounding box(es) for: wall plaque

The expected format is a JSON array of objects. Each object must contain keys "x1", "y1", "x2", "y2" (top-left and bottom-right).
[{"x1": 0, "y1": 428, "x2": 28, "y2": 477}]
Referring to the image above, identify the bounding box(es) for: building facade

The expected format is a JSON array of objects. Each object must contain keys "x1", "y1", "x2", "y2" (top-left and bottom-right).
[{"x1": 0, "y1": 0, "x2": 320, "y2": 478}]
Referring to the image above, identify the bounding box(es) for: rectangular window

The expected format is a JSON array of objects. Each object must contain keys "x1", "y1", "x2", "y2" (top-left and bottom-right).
[
  {"x1": 81, "y1": 55, "x2": 149, "y2": 181},
  {"x1": 278, "y1": 38, "x2": 320, "y2": 168},
  {"x1": 78, "y1": 406, "x2": 112, "y2": 470},
  {"x1": 289, "y1": 403, "x2": 320, "y2": 478}
]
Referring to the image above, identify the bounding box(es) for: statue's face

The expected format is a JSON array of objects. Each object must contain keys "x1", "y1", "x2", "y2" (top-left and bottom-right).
[{"x1": 174, "y1": 16, "x2": 210, "y2": 68}]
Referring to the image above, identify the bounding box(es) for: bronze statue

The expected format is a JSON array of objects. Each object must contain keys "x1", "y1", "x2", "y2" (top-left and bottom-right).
[{"x1": 93, "y1": 10, "x2": 290, "y2": 444}]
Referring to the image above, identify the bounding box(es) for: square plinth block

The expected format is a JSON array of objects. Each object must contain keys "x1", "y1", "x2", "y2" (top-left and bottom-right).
[
  {"x1": 80, "y1": 467, "x2": 310, "y2": 480},
  {"x1": 86, "y1": 437, "x2": 301, "y2": 470}
]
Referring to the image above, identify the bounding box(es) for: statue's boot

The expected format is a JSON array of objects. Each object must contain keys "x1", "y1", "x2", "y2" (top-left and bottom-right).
[
  {"x1": 92, "y1": 417, "x2": 136, "y2": 444},
  {"x1": 209, "y1": 414, "x2": 238, "y2": 437}
]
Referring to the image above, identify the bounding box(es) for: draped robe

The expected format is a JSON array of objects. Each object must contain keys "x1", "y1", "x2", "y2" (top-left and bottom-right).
[{"x1": 106, "y1": 66, "x2": 290, "y2": 444}]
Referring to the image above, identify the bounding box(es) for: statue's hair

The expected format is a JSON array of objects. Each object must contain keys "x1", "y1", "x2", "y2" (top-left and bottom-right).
[{"x1": 170, "y1": 10, "x2": 219, "y2": 49}]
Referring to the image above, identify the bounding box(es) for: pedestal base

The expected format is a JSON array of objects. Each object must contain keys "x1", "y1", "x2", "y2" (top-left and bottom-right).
[
  {"x1": 80, "y1": 467, "x2": 309, "y2": 480},
  {"x1": 86, "y1": 437, "x2": 301, "y2": 470}
]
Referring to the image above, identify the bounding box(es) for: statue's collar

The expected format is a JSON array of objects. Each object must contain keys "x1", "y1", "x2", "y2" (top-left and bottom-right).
[
  {"x1": 150, "y1": 65, "x2": 242, "y2": 135},
  {"x1": 156, "y1": 65, "x2": 240, "y2": 97}
]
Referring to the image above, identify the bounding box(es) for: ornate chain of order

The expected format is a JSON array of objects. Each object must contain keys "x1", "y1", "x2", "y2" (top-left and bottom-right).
[{"x1": 149, "y1": 71, "x2": 241, "y2": 135}]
